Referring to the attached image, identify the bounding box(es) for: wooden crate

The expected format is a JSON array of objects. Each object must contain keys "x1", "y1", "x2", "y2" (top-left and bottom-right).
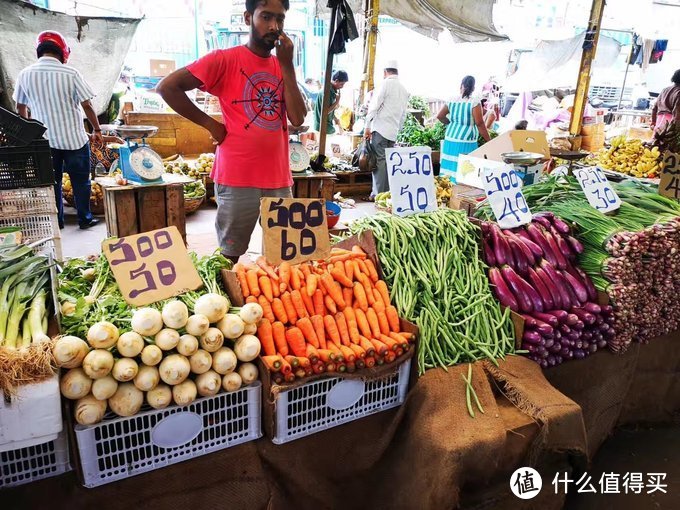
[
  {"x1": 292, "y1": 172, "x2": 336, "y2": 201},
  {"x1": 99, "y1": 181, "x2": 186, "y2": 242},
  {"x1": 333, "y1": 171, "x2": 372, "y2": 196}
]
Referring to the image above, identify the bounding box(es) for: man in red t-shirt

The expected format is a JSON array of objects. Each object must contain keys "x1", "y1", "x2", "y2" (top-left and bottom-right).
[{"x1": 158, "y1": 0, "x2": 307, "y2": 262}]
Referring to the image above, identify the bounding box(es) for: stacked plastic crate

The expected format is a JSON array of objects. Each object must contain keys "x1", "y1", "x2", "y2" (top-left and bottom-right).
[{"x1": 0, "y1": 107, "x2": 69, "y2": 489}]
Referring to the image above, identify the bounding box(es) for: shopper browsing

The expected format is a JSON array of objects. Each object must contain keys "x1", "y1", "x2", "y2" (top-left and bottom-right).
[
  {"x1": 14, "y1": 30, "x2": 101, "y2": 230},
  {"x1": 158, "y1": 0, "x2": 307, "y2": 263},
  {"x1": 314, "y1": 70, "x2": 348, "y2": 134},
  {"x1": 651, "y1": 69, "x2": 680, "y2": 134},
  {"x1": 363, "y1": 60, "x2": 410, "y2": 198}
]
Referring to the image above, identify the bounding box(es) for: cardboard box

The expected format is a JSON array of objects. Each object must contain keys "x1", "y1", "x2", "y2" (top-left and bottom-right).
[
  {"x1": 448, "y1": 183, "x2": 486, "y2": 216},
  {"x1": 149, "y1": 59, "x2": 176, "y2": 78}
]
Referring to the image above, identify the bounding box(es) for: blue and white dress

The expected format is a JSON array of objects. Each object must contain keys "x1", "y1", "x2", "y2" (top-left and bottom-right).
[{"x1": 440, "y1": 97, "x2": 480, "y2": 181}]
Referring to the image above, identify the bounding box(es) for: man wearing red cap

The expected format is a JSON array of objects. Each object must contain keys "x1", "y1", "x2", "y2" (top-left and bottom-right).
[{"x1": 14, "y1": 31, "x2": 101, "y2": 230}]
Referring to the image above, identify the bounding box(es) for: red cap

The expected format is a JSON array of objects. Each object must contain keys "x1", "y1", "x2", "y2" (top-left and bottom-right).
[{"x1": 36, "y1": 31, "x2": 71, "y2": 62}]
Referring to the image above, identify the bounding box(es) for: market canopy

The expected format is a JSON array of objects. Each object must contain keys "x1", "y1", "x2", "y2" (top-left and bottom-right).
[
  {"x1": 315, "y1": 0, "x2": 507, "y2": 42},
  {"x1": 502, "y1": 33, "x2": 622, "y2": 93}
]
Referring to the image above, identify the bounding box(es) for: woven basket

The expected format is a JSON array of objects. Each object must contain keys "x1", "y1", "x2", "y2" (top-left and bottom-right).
[{"x1": 184, "y1": 195, "x2": 205, "y2": 214}]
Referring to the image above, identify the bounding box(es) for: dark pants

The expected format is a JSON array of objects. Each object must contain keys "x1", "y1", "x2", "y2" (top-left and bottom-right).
[
  {"x1": 370, "y1": 131, "x2": 394, "y2": 196},
  {"x1": 51, "y1": 143, "x2": 93, "y2": 227}
]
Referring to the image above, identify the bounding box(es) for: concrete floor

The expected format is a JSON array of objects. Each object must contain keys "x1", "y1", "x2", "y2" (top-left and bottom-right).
[{"x1": 60, "y1": 198, "x2": 377, "y2": 259}]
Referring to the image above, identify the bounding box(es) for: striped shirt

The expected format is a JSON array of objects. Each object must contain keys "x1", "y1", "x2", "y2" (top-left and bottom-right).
[
  {"x1": 445, "y1": 97, "x2": 480, "y2": 143},
  {"x1": 13, "y1": 57, "x2": 94, "y2": 150}
]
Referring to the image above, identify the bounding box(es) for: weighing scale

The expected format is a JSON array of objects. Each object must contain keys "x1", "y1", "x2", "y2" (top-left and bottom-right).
[
  {"x1": 549, "y1": 149, "x2": 590, "y2": 176},
  {"x1": 289, "y1": 125, "x2": 311, "y2": 173},
  {"x1": 500, "y1": 151, "x2": 546, "y2": 185},
  {"x1": 100, "y1": 125, "x2": 164, "y2": 185}
]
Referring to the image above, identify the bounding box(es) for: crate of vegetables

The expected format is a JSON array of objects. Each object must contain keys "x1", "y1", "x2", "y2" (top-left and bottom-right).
[
  {"x1": 0, "y1": 430, "x2": 70, "y2": 489},
  {"x1": 222, "y1": 234, "x2": 417, "y2": 443}
]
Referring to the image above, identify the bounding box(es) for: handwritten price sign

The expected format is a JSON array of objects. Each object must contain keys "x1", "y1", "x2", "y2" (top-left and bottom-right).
[
  {"x1": 659, "y1": 151, "x2": 680, "y2": 200},
  {"x1": 482, "y1": 164, "x2": 532, "y2": 229},
  {"x1": 386, "y1": 146, "x2": 438, "y2": 216},
  {"x1": 574, "y1": 166, "x2": 621, "y2": 213},
  {"x1": 102, "y1": 226, "x2": 202, "y2": 307},
  {"x1": 261, "y1": 198, "x2": 330, "y2": 265}
]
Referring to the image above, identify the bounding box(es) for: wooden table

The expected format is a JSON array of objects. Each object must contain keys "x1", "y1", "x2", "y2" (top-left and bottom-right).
[
  {"x1": 292, "y1": 171, "x2": 336, "y2": 201},
  {"x1": 96, "y1": 178, "x2": 187, "y2": 242},
  {"x1": 333, "y1": 170, "x2": 372, "y2": 196}
]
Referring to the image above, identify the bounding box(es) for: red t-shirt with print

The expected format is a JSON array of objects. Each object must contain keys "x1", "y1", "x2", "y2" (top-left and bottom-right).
[{"x1": 186, "y1": 46, "x2": 291, "y2": 188}]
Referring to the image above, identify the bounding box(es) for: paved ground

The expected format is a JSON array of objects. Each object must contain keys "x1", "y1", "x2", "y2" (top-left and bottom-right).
[{"x1": 61, "y1": 198, "x2": 377, "y2": 259}]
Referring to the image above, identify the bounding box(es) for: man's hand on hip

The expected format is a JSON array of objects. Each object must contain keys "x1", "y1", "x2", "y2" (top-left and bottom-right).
[{"x1": 208, "y1": 120, "x2": 227, "y2": 145}]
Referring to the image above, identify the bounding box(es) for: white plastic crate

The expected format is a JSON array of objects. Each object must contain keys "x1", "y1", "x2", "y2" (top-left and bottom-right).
[
  {"x1": 0, "y1": 432, "x2": 70, "y2": 489},
  {"x1": 272, "y1": 358, "x2": 411, "y2": 444},
  {"x1": 74, "y1": 382, "x2": 262, "y2": 488}
]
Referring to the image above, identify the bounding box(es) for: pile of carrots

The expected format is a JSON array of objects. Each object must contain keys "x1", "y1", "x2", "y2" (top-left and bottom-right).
[{"x1": 234, "y1": 247, "x2": 415, "y2": 384}]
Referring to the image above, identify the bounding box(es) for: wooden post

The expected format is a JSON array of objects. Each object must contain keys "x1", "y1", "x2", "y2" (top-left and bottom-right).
[
  {"x1": 569, "y1": 0, "x2": 606, "y2": 137},
  {"x1": 317, "y1": 4, "x2": 339, "y2": 162},
  {"x1": 359, "y1": 0, "x2": 380, "y2": 105}
]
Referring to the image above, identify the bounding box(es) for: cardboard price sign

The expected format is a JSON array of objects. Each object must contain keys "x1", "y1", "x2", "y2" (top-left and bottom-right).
[
  {"x1": 261, "y1": 198, "x2": 330, "y2": 265},
  {"x1": 574, "y1": 166, "x2": 621, "y2": 213},
  {"x1": 659, "y1": 151, "x2": 680, "y2": 200},
  {"x1": 481, "y1": 164, "x2": 532, "y2": 229},
  {"x1": 385, "y1": 146, "x2": 438, "y2": 216},
  {"x1": 102, "y1": 226, "x2": 202, "y2": 307}
]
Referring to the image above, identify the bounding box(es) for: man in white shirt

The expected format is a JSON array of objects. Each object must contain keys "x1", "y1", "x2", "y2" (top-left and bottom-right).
[
  {"x1": 363, "y1": 60, "x2": 410, "y2": 198},
  {"x1": 14, "y1": 31, "x2": 102, "y2": 230}
]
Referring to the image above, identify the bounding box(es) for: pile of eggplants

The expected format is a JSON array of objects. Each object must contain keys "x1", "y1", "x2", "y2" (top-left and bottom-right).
[{"x1": 481, "y1": 213, "x2": 616, "y2": 368}]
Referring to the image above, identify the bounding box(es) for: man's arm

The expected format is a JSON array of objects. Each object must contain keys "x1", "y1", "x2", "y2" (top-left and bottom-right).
[
  {"x1": 277, "y1": 32, "x2": 307, "y2": 126},
  {"x1": 157, "y1": 68, "x2": 226, "y2": 143},
  {"x1": 81, "y1": 100, "x2": 102, "y2": 143},
  {"x1": 17, "y1": 104, "x2": 29, "y2": 119},
  {"x1": 363, "y1": 84, "x2": 386, "y2": 140},
  {"x1": 651, "y1": 102, "x2": 658, "y2": 127}
]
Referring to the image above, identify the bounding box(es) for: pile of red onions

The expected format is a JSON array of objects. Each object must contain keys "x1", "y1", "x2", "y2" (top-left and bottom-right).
[{"x1": 482, "y1": 213, "x2": 616, "y2": 368}]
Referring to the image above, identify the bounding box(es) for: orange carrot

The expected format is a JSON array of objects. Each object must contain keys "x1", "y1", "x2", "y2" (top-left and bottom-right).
[
  {"x1": 379, "y1": 334, "x2": 399, "y2": 351},
  {"x1": 343, "y1": 287, "x2": 354, "y2": 309},
  {"x1": 246, "y1": 296, "x2": 258, "y2": 304},
  {"x1": 305, "y1": 344, "x2": 320, "y2": 363},
  {"x1": 351, "y1": 245, "x2": 367, "y2": 257},
  {"x1": 321, "y1": 273, "x2": 346, "y2": 308},
  {"x1": 330, "y1": 247, "x2": 353, "y2": 256},
  {"x1": 256, "y1": 255, "x2": 279, "y2": 281},
  {"x1": 290, "y1": 266, "x2": 301, "y2": 290},
  {"x1": 262, "y1": 354, "x2": 282, "y2": 372},
  {"x1": 311, "y1": 315, "x2": 327, "y2": 349},
  {"x1": 386, "y1": 305, "x2": 401, "y2": 332},
  {"x1": 271, "y1": 298, "x2": 288, "y2": 324},
  {"x1": 285, "y1": 371, "x2": 297, "y2": 382},
  {"x1": 334, "y1": 260, "x2": 347, "y2": 275},
  {"x1": 281, "y1": 292, "x2": 298, "y2": 325},
  {"x1": 278, "y1": 261, "x2": 291, "y2": 293},
  {"x1": 375, "y1": 280, "x2": 391, "y2": 306},
  {"x1": 295, "y1": 356, "x2": 312, "y2": 369},
  {"x1": 312, "y1": 362, "x2": 326, "y2": 375},
  {"x1": 313, "y1": 289, "x2": 326, "y2": 316},
  {"x1": 285, "y1": 355, "x2": 300, "y2": 368},
  {"x1": 300, "y1": 288, "x2": 315, "y2": 317},
  {"x1": 368, "y1": 337, "x2": 388, "y2": 357},
  {"x1": 389, "y1": 332, "x2": 410, "y2": 349},
  {"x1": 336, "y1": 362, "x2": 347, "y2": 373},
  {"x1": 327, "y1": 342, "x2": 344, "y2": 362},
  {"x1": 364, "y1": 259, "x2": 379, "y2": 283},
  {"x1": 359, "y1": 337, "x2": 376, "y2": 357},
  {"x1": 353, "y1": 282, "x2": 369, "y2": 312},
  {"x1": 346, "y1": 362, "x2": 356, "y2": 373},
  {"x1": 290, "y1": 290, "x2": 308, "y2": 319},
  {"x1": 398, "y1": 331, "x2": 415, "y2": 342},
  {"x1": 352, "y1": 260, "x2": 363, "y2": 282},
  {"x1": 344, "y1": 259, "x2": 355, "y2": 282},
  {"x1": 356, "y1": 258, "x2": 370, "y2": 277},
  {"x1": 272, "y1": 321, "x2": 288, "y2": 356},
  {"x1": 372, "y1": 289, "x2": 385, "y2": 309},
  {"x1": 331, "y1": 266, "x2": 353, "y2": 288},
  {"x1": 246, "y1": 269, "x2": 261, "y2": 297},
  {"x1": 355, "y1": 358, "x2": 366, "y2": 370},
  {"x1": 306, "y1": 273, "x2": 318, "y2": 297},
  {"x1": 273, "y1": 373, "x2": 284, "y2": 384},
  {"x1": 364, "y1": 356, "x2": 376, "y2": 368},
  {"x1": 257, "y1": 319, "x2": 276, "y2": 356},
  {"x1": 328, "y1": 253, "x2": 355, "y2": 263},
  {"x1": 375, "y1": 357, "x2": 384, "y2": 366},
  {"x1": 385, "y1": 351, "x2": 396, "y2": 363},
  {"x1": 356, "y1": 273, "x2": 375, "y2": 305},
  {"x1": 324, "y1": 315, "x2": 341, "y2": 345},
  {"x1": 343, "y1": 306, "x2": 357, "y2": 324},
  {"x1": 339, "y1": 345, "x2": 356, "y2": 363},
  {"x1": 324, "y1": 295, "x2": 337, "y2": 315},
  {"x1": 285, "y1": 327, "x2": 307, "y2": 357},
  {"x1": 296, "y1": 317, "x2": 319, "y2": 348},
  {"x1": 318, "y1": 348, "x2": 334, "y2": 363},
  {"x1": 334, "y1": 312, "x2": 351, "y2": 346},
  {"x1": 342, "y1": 308, "x2": 360, "y2": 344},
  {"x1": 395, "y1": 347, "x2": 404, "y2": 358},
  {"x1": 376, "y1": 309, "x2": 391, "y2": 336},
  {"x1": 366, "y1": 308, "x2": 382, "y2": 338},
  {"x1": 354, "y1": 308, "x2": 372, "y2": 338},
  {"x1": 271, "y1": 276, "x2": 280, "y2": 298},
  {"x1": 349, "y1": 343, "x2": 366, "y2": 359},
  {"x1": 326, "y1": 362, "x2": 337, "y2": 373},
  {"x1": 259, "y1": 275, "x2": 274, "y2": 302},
  {"x1": 299, "y1": 263, "x2": 312, "y2": 279},
  {"x1": 234, "y1": 264, "x2": 250, "y2": 298},
  {"x1": 279, "y1": 357, "x2": 292, "y2": 375}
]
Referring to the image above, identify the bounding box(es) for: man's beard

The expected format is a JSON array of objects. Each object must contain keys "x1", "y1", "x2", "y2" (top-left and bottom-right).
[{"x1": 258, "y1": 33, "x2": 278, "y2": 51}]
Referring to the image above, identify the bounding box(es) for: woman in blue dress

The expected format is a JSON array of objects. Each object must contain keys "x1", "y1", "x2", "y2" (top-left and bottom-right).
[{"x1": 437, "y1": 76, "x2": 491, "y2": 181}]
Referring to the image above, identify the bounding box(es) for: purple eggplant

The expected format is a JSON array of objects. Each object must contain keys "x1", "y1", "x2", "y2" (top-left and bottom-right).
[
  {"x1": 547, "y1": 309, "x2": 569, "y2": 324},
  {"x1": 565, "y1": 313, "x2": 579, "y2": 326},
  {"x1": 507, "y1": 231, "x2": 537, "y2": 266},
  {"x1": 541, "y1": 261, "x2": 573, "y2": 308},
  {"x1": 527, "y1": 267, "x2": 555, "y2": 310},
  {"x1": 482, "y1": 237, "x2": 496, "y2": 266},
  {"x1": 549, "y1": 342, "x2": 561, "y2": 354},
  {"x1": 527, "y1": 224, "x2": 559, "y2": 267},
  {"x1": 522, "y1": 330, "x2": 543, "y2": 345},
  {"x1": 549, "y1": 225, "x2": 574, "y2": 261},
  {"x1": 573, "y1": 349, "x2": 586, "y2": 360},
  {"x1": 582, "y1": 302, "x2": 602, "y2": 315},
  {"x1": 572, "y1": 320, "x2": 585, "y2": 330},
  {"x1": 544, "y1": 230, "x2": 569, "y2": 269},
  {"x1": 532, "y1": 215, "x2": 553, "y2": 229},
  {"x1": 507, "y1": 237, "x2": 529, "y2": 275},
  {"x1": 597, "y1": 339, "x2": 608, "y2": 349},
  {"x1": 588, "y1": 344, "x2": 598, "y2": 354},
  {"x1": 550, "y1": 215, "x2": 572, "y2": 235},
  {"x1": 547, "y1": 355, "x2": 557, "y2": 367},
  {"x1": 561, "y1": 269, "x2": 589, "y2": 304},
  {"x1": 571, "y1": 307, "x2": 596, "y2": 325},
  {"x1": 489, "y1": 267, "x2": 519, "y2": 311},
  {"x1": 515, "y1": 229, "x2": 544, "y2": 257},
  {"x1": 535, "y1": 266, "x2": 563, "y2": 310},
  {"x1": 490, "y1": 224, "x2": 510, "y2": 266},
  {"x1": 531, "y1": 311, "x2": 560, "y2": 328},
  {"x1": 566, "y1": 236, "x2": 585, "y2": 255},
  {"x1": 500, "y1": 265, "x2": 535, "y2": 313}
]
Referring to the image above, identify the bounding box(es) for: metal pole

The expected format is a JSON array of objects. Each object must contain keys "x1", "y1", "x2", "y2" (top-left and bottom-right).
[
  {"x1": 569, "y1": 0, "x2": 606, "y2": 138},
  {"x1": 617, "y1": 38, "x2": 636, "y2": 111}
]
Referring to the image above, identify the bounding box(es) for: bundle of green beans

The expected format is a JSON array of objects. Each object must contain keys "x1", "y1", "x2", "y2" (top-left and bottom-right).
[{"x1": 350, "y1": 209, "x2": 515, "y2": 374}]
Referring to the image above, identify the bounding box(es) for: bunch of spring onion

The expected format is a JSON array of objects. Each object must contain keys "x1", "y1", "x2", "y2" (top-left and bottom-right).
[
  {"x1": 350, "y1": 209, "x2": 515, "y2": 375},
  {"x1": 0, "y1": 243, "x2": 54, "y2": 392}
]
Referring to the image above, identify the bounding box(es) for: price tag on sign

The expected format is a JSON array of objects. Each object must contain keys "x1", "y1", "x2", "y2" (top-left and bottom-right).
[
  {"x1": 261, "y1": 198, "x2": 331, "y2": 265},
  {"x1": 659, "y1": 151, "x2": 680, "y2": 200},
  {"x1": 481, "y1": 164, "x2": 532, "y2": 229},
  {"x1": 385, "y1": 146, "x2": 438, "y2": 216},
  {"x1": 574, "y1": 166, "x2": 621, "y2": 213},
  {"x1": 102, "y1": 226, "x2": 203, "y2": 307}
]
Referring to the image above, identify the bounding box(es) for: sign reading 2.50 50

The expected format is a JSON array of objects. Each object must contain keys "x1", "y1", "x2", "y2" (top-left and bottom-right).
[
  {"x1": 386, "y1": 146, "x2": 438, "y2": 216},
  {"x1": 261, "y1": 198, "x2": 331, "y2": 265},
  {"x1": 102, "y1": 226, "x2": 202, "y2": 307}
]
